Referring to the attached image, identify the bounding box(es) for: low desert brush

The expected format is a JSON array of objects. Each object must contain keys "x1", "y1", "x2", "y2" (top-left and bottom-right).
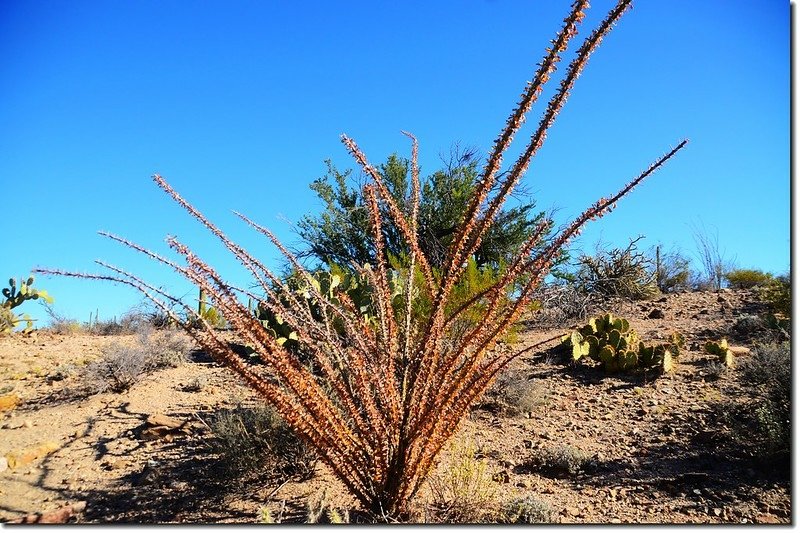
[
  {"x1": 37, "y1": 0, "x2": 686, "y2": 519},
  {"x1": 83, "y1": 325, "x2": 192, "y2": 392},
  {"x1": 525, "y1": 443, "x2": 591, "y2": 478},
  {"x1": 500, "y1": 495, "x2": 555, "y2": 524},
  {"x1": 209, "y1": 404, "x2": 318, "y2": 481}
]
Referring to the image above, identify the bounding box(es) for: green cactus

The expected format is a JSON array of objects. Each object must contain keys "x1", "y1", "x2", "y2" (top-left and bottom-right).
[
  {"x1": 704, "y1": 338, "x2": 735, "y2": 368},
  {"x1": 1, "y1": 275, "x2": 53, "y2": 335},
  {"x1": 254, "y1": 266, "x2": 379, "y2": 356},
  {"x1": 562, "y1": 311, "x2": 681, "y2": 374},
  {"x1": 669, "y1": 331, "x2": 686, "y2": 349},
  {"x1": 192, "y1": 288, "x2": 227, "y2": 329}
]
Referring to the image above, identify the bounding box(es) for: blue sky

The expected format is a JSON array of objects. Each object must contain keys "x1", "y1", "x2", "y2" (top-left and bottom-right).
[{"x1": 1, "y1": 0, "x2": 789, "y2": 326}]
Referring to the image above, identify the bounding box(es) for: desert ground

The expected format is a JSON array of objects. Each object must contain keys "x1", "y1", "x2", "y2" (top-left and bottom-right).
[{"x1": 0, "y1": 288, "x2": 790, "y2": 524}]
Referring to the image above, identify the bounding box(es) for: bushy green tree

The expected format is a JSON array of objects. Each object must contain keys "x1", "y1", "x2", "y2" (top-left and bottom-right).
[
  {"x1": 296, "y1": 151, "x2": 548, "y2": 271},
  {"x1": 724, "y1": 268, "x2": 773, "y2": 289}
]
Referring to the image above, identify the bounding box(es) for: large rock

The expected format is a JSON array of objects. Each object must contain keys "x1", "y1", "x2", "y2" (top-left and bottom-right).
[
  {"x1": 139, "y1": 413, "x2": 191, "y2": 441},
  {"x1": 145, "y1": 413, "x2": 185, "y2": 429},
  {"x1": 5, "y1": 441, "x2": 60, "y2": 469}
]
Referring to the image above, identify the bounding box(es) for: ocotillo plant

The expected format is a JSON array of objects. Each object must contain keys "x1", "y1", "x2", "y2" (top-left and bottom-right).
[{"x1": 38, "y1": 0, "x2": 687, "y2": 519}]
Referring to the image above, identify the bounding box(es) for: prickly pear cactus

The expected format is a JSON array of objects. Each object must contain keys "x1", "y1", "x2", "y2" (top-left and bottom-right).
[
  {"x1": 704, "y1": 338, "x2": 735, "y2": 368},
  {"x1": 562, "y1": 312, "x2": 682, "y2": 374},
  {"x1": 1, "y1": 275, "x2": 53, "y2": 335},
  {"x1": 254, "y1": 266, "x2": 378, "y2": 353}
]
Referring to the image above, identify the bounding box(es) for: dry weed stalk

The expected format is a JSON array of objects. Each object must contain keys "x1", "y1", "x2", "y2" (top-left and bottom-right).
[{"x1": 37, "y1": 0, "x2": 687, "y2": 519}]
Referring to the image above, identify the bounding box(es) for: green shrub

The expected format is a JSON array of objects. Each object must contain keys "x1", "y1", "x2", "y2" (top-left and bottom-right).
[
  {"x1": 208, "y1": 404, "x2": 317, "y2": 481},
  {"x1": 756, "y1": 274, "x2": 790, "y2": 316},
  {"x1": 724, "y1": 269, "x2": 773, "y2": 289},
  {"x1": 500, "y1": 495, "x2": 555, "y2": 524},
  {"x1": 738, "y1": 343, "x2": 790, "y2": 454}
]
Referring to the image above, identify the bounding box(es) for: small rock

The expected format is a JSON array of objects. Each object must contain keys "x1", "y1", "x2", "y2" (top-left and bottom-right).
[
  {"x1": 712, "y1": 508, "x2": 723, "y2": 517},
  {"x1": 23, "y1": 420, "x2": 33, "y2": 429},
  {"x1": 0, "y1": 457, "x2": 8, "y2": 472},
  {"x1": 101, "y1": 459, "x2": 127, "y2": 471},
  {"x1": 567, "y1": 506, "x2": 581, "y2": 517},
  {"x1": 145, "y1": 414, "x2": 184, "y2": 429},
  {"x1": 756, "y1": 513, "x2": 782, "y2": 524},
  {"x1": 141, "y1": 427, "x2": 171, "y2": 441},
  {"x1": 647, "y1": 309, "x2": 665, "y2": 319},
  {"x1": 492, "y1": 470, "x2": 510, "y2": 483},
  {"x1": 610, "y1": 518, "x2": 622, "y2": 524}
]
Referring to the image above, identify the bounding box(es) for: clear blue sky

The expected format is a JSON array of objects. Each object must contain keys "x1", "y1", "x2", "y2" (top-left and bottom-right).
[{"x1": 1, "y1": 0, "x2": 789, "y2": 326}]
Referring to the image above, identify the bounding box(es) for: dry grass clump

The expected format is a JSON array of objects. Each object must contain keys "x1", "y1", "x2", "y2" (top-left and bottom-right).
[
  {"x1": 482, "y1": 368, "x2": 550, "y2": 417},
  {"x1": 425, "y1": 439, "x2": 499, "y2": 523},
  {"x1": 207, "y1": 404, "x2": 318, "y2": 482},
  {"x1": 37, "y1": 0, "x2": 686, "y2": 519}
]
